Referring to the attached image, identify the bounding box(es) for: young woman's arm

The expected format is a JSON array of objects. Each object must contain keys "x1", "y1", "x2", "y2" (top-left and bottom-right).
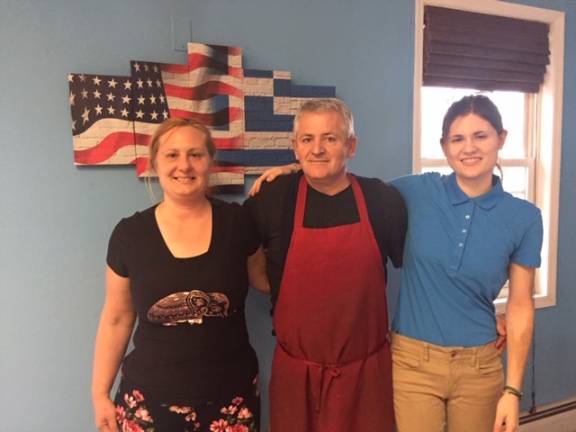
[
  {"x1": 493, "y1": 262, "x2": 535, "y2": 432},
  {"x1": 248, "y1": 163, "x2": 301, "y2": 196},
  {"x1": 92, "y1": 266, "x2": 136, "y2": 432}
]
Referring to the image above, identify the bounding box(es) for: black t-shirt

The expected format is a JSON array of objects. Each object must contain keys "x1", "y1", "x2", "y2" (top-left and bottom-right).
[
  {"x1": 106, "y1": 198, "x2": 260, "y2": 403},
  {"x1": 244, "y1": 172, "x2": 407, "y2": 308}
]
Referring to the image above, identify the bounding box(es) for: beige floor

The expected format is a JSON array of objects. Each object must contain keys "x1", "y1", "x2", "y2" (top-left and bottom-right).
[{"x1": 519, "y1": 409, "x2": 576, "y2": 432}]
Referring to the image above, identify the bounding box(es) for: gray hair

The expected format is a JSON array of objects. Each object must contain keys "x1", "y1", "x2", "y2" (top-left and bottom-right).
[{"x1": 293, "y1": 98, "x2": 355, "y2": 139}]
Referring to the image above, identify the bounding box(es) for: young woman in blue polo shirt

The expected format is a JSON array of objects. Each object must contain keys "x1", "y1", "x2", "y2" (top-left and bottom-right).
[
  {"x1": 250, "y1": 95, "x2": 542, "y2": 432},
  {"x1": 390, "y1": 95, "x2": 542, "y2": 432}
]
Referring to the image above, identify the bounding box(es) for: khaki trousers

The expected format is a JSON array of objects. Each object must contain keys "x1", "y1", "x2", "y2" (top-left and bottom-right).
[{"x1": 392, "y1": 332, "x2": 504, "y2": 432}]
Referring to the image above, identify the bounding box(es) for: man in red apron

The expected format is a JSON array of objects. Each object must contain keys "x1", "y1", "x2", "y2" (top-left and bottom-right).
[{"x1": 245, "y1": 99, "x2": 407, "y2": 431}]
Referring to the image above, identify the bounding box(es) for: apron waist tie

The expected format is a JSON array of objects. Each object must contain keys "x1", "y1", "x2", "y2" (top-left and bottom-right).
[{"x1": 278, "y1": 337, "x2": 389, "y2": 412}]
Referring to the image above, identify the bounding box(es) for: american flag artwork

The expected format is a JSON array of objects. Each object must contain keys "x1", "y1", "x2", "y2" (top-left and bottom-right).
[{"x1": 68, "y1": 42, "x2": 336, "y2": 189}]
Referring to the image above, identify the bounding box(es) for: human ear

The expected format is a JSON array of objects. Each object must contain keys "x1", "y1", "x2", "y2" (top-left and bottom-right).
[
  {"x1": 346, "y1": 136, "x2": 358, "y2": 158},
  {"x1": 291, "y1": 138, "x2": 300, "y2": 162},
  {"x1": 440, "y1": 139, "x2": 449, "y2": 158},
  {"x1": 498, "y1": 130, "x2": 508, "y2": 149}
]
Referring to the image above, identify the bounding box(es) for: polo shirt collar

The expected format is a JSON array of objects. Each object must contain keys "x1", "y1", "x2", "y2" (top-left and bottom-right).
[{"x1": 445, "y1": 173, "x2": 505, "y2": 210}]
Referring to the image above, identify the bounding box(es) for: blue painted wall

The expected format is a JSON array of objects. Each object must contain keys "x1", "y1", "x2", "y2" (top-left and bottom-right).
[{"x1": 1, "y1": 0, "x2": 574, "y2": 430}]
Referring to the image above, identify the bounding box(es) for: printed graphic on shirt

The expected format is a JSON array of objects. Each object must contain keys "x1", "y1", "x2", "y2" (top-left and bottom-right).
[{"x1": 147, "y1": 290, "x2": 230, "y2": 325}]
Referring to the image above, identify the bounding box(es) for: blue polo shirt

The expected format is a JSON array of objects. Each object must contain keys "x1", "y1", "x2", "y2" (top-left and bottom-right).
[{"x1": 391, "y1": 173, "x2": 543, "y2": 347}]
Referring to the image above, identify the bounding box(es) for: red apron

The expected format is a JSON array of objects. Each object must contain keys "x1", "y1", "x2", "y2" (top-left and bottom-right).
[{"x1": 270, "y1": 175, "x2": 394, "y2": 432}]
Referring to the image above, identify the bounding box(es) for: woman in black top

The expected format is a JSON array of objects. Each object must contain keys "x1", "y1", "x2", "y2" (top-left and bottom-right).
[{"x1": 92, "y1": 118, "x2": 267, "y2": 432}]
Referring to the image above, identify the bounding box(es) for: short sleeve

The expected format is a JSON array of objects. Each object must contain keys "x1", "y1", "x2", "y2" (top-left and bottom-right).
[
  {"x1": 106, "y1": 219, "x2": 129, "y2": 277},
  {"x1": 360, "y1": 176, "x2": 408, "y2": 269},
  {"x1": 389, "y1": 174, "x2": 425, "y2": 207},
  {"x1": 385, "y1": 185, "x2": 408, "y2": 268},
  {"x1": 511, "y1": 210, "x2": 543, "y2": 268},
  {"x1": 243, "y1": 180, "x2": 273, "y2": 249},
  {"x1": 237, "y1": 203, "x2": 261, "y2": 257}
]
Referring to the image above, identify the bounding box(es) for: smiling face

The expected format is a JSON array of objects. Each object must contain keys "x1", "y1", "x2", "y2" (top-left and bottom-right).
[
  {"x1": 292, "y1": 110, "x2": 357, "y2": 195},
  {"x1": 154, "y1": 125, "x2": 212, "y2": 203},
  {"x1": 442, "y1": 113, "x2": 507, "y2": 196}
]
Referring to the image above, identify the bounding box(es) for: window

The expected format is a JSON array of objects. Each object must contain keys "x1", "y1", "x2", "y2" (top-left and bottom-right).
[{"x1": 413, "y1": 0, "x2": 565, "y2": 309}]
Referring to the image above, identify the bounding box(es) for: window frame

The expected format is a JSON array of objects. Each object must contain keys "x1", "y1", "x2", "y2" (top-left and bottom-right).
[{"x1": 412, "y1": 0, "x2": 565, "y2": 310}]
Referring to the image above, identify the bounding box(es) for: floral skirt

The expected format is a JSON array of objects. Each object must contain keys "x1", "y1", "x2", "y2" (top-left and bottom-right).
[{"x1": 114, "y1": 377, "x2": 260, "y2": 432}]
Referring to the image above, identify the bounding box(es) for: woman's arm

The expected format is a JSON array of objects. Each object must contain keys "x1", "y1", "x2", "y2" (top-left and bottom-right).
[
  {"x1": 248, "y1": 163, "x2": 301, "y2": 196},
  {"x1": 247, "y1": 246, "x2": 270, "y2": 294},
  {"x1": 92, "y1": 266, "x2": 136, "y2": 432},
  {"x1": 493, "y1": 262, "x2": 535, "y2": 432}
]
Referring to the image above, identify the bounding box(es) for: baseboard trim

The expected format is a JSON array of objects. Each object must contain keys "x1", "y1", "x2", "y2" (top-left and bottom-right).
[{"x1": 520, "y1": 399, "x2": 576, "y2": 424}]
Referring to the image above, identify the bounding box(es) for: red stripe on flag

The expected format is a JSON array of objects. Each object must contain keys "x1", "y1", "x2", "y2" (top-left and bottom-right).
[
  {"x1": 161, "y1": 64, "x2": 189, "y2": 74},
  {"x1": 74, "y1": 132, "x2": 136, "y2": 165},
  {"x1": 226, "y1": 46, "x2": 242, "y2": 56},
  {"x1": 168, "y1": 107, "x2": 243, "y2": 126},
  {"x1": 227, "y1": 68, "x2": 243, "y2": 79},
  {"x1": 213, "y1": 136, "x2": 243, "y2": 149},
  {"x1": 133, "y1": 133, "x2": 152, "y2": 146},
  {"x1": 188, "y1": 53, "x2": 243, "y2": 79},
  {"x1": 164, "y1": 81, "x2": 242, "y2": 100},
  {"x1": 211, "y1": 165, "x2": 244, "y2": 173},
  {"x1": 135, "y1": 157, "x2": 150, "y2": 176}
]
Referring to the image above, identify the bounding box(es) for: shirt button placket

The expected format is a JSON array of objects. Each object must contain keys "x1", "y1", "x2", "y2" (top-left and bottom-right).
[
  {"x1": 456, "y1": 209, "x2": 473, "y2": 268},
  {"x1": 460, "y1": 218, "x2": 469, "y2": 248}
]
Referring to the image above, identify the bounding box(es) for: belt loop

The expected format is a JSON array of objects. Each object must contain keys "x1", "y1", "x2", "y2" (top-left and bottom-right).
[{"x1": 423, "y1": 344, "x2": 429, "y2": 362}]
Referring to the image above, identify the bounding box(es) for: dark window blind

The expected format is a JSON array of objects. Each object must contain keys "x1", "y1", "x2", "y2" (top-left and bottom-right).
[{"x1": 423, "y1": 6, "x2": 550, "y2": 93}]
